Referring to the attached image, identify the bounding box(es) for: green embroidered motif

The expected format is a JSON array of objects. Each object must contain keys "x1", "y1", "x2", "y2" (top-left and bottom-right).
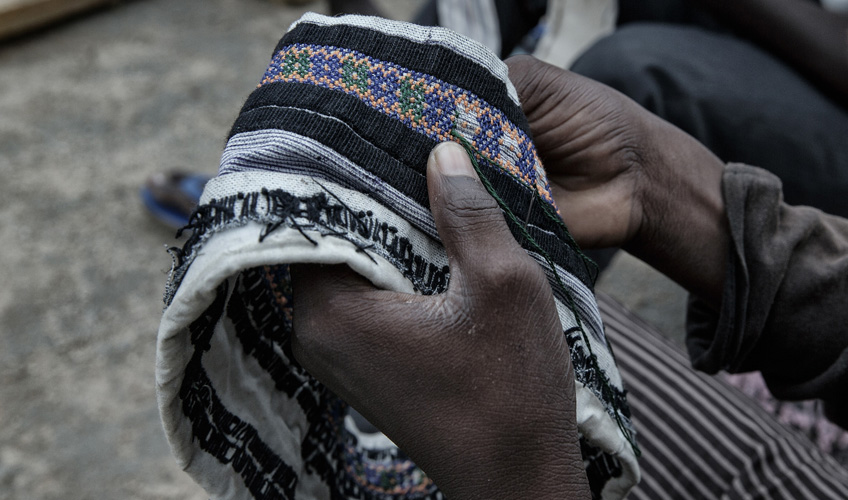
[
  {"x1": 397, "y1": 76, "x2": 425, "y2": 120},
  {"x1": 282, "y1": 50, "x2": 311, "y2": 77},
  {"x1": 341, "y1": 59, "x2": 369, "y2": 90}
]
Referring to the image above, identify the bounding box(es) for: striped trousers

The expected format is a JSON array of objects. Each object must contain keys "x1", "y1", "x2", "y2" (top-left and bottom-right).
[{"x1": 598, "y1": 293, "x2": 848, "y2": 499}]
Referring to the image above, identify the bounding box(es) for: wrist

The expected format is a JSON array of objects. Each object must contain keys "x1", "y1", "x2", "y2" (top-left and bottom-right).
[
  {"x1": 626, "y1": 117, "x2": 729, "y2": 306},
  {"x1": 437, "y1": 429, "x2": 589, "y2": 500},
  {"x1": 420, "y1": 381, "x2": 590, "y2": 499}
]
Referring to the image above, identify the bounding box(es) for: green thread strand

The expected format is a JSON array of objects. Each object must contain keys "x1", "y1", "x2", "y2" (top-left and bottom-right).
[
  {"x1": 533, "y1": 187, "x2": 599, "y2": 283},
  {"x1": 449, "y1": 130, "x2": 640, "y2": 456}
]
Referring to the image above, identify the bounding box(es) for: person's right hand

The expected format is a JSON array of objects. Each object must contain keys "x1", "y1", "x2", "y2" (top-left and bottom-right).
[{"x1": 507, "y1": 55, "x2": 728, "y2": 304}]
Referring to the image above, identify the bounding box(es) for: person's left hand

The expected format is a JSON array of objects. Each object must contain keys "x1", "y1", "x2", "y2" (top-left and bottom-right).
[{"x1": 291, "y1": 141, "x2": 589, "y2": 500}]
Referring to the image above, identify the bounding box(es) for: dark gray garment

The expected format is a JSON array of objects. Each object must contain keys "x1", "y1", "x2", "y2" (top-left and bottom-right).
[
  {"x1": 571, "y1": 23, "x2": 848, "y2": 217},
  {"x1": 688, "y1": 164, "x2": 848, "y2": 428}
]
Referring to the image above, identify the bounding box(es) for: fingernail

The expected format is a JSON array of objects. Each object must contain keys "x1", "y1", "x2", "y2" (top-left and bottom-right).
[{"x1": 432, "y1": 141, "x2": 475, "y2": 177}]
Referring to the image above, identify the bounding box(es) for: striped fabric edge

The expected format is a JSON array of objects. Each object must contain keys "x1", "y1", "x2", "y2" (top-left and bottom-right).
[
  {"x1": 596, "y1": 293, "x2": 848, "y2": 500},
  {"x1": 219, "y1": 129, "x2": 437, "y2": 238}
]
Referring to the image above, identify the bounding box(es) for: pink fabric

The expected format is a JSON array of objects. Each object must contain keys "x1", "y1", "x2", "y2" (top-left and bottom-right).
[{"x1": 721, "y1": 371, "x2": 848, "y2": 462}]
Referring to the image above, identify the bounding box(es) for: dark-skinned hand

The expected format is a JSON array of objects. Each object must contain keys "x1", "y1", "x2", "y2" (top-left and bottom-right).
[
  {"x1": 507, "y1": 54, "x2": 654, "y2": 250},
  {"x1": 507, "y1": 55, "x2": 728, "y2": 304},
  {"x1": 291, "y1": 56, "x2": 733, "y2": 499},
  {"x1": 291, "y1": 141, "x2": 589, "y2": 500}
]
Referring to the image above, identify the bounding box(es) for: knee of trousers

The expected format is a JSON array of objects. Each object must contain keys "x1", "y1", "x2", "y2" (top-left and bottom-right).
[{"x1": 569, "y1": 23, "x2": 701, "y2": 116}]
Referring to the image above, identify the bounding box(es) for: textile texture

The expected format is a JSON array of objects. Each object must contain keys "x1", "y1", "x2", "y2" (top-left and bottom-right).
[
  {"x1": 599, "y1": 293, "x2": 848, "y2": 499},
  {"x1": 156, "y1": 13, "x2": 639, "y2": 499}
]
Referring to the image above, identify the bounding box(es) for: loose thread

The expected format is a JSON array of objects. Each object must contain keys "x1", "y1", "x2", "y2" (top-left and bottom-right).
[
  {"x1": 450, "y1": 130, "x2": 639, "y2": 456},
  {"x1": 313, "y1": 179, "x2": 379, "y2": 264},
  {"x1": 533, "y1": 189, "x2": 600, "y2": 283}
]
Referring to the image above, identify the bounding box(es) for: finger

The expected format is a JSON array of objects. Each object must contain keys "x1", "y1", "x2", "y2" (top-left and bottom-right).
[
  {"x1": 289, "y1": 264, "x2": 381, "y2": 381},
  {"x1": 289, "y1": 263, "x2": 436, "y2": 393},
  {"x1": 426, "y1": 141, "x2": 521, "y2": 285},
  {"x1": 290, "y1": 263, "x2": 374, "y2": 300},
  {"x1": 549, "y1": 181, "x2": 639, "y2": 249}
]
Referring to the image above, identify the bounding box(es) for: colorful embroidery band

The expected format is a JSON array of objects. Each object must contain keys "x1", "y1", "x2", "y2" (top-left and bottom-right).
[{"x1": 256, "y1": 43, "x2": 554, "y2": 207}]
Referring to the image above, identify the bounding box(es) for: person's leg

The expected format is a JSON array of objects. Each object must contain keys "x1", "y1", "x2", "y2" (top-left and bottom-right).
[
  {"x1": 328, "y1": 0, "x2": 382, "y2": 16},
  {"x1": 616, "y1": 0, "x2": 722, "y2": 29},
  {"x1": 598, "y1": 293, "x2": 848, "y2": 499},
  {"x1": 571, "y1": 24, "x2": 848, "y2": 216}
]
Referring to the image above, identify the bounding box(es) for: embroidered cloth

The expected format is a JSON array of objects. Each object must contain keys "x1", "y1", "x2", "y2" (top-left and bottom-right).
[{"x1": 156, "y1": 13, "x2": 639, "y2": 499}]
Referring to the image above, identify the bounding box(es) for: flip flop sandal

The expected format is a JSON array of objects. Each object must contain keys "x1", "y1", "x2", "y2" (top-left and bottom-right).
[{"x1": 140, "y1": 171, "x2": 211, "y2": 229}]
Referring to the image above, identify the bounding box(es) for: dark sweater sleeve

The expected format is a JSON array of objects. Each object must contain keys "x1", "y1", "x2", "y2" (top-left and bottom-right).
[{"x1": 687, "y1": 163, "x2": 848, "y2": 428}]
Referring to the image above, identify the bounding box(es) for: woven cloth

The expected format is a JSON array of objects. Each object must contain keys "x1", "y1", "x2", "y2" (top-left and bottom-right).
[{"x1": 156, "y1": 13, "x2": 639, "y2": 499}]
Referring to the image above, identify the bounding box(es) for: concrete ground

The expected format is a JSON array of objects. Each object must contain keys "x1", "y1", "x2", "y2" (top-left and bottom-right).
[{"x1": 0, "y1": 0, "x2": 687, "y2": 498}]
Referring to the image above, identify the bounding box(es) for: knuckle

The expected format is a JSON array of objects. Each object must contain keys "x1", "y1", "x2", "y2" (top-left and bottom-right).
[
  {"x1": 426, "y1": 294, "x2": 472, "y2": 331},
  {"x1": 440, "y1": 190, "x2": 503, "y2": 232},
  {"x1": 473, "y1": 249, "x2": 547, "y2": 294},
  {"x1": 487, "y1": 255, "x2": 539, "y2": 286}
]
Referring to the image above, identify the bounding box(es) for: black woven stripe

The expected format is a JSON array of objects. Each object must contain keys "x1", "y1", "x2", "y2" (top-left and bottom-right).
[
  {"x1": 229, "y1": 84, "x2": 595, "y2": 289},
  {"x1": 226, "y1": 268, "x2": 349, "y2": 493},
  {"x1": 234, "y1": 81, "x2": 434, "y2": 179},
  {"x1": 483, "y1": 159, "x2": 597, "y2": 289},
  {"x1": 230, "y1": 92, "x2": 431, "y2": 209},
  {"x1": 274, "y1": 21, "x2": 530, "y2": 135},
  {"x1": 180, "y1": 281, "x2": 299, "y2": 500},
  {"x1": 563, "y1": 330, "x2": 631, "y2": 424},
  {"x1": 180, "y1": 361, "x2": 300, "y2": 500},
  {"x1": 227, "y1": 267, "x2": 323, "y2": 414}
]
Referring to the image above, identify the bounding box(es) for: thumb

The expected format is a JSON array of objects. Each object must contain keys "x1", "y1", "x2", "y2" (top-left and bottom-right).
[{"x1": 427, "y1": 141, "x2": 516, "y2": 279}]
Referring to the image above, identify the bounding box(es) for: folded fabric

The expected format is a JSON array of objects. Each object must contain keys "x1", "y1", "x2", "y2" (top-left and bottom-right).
[{"x1": 156, "y1": 13, "x2": 639, "y2": 500}]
